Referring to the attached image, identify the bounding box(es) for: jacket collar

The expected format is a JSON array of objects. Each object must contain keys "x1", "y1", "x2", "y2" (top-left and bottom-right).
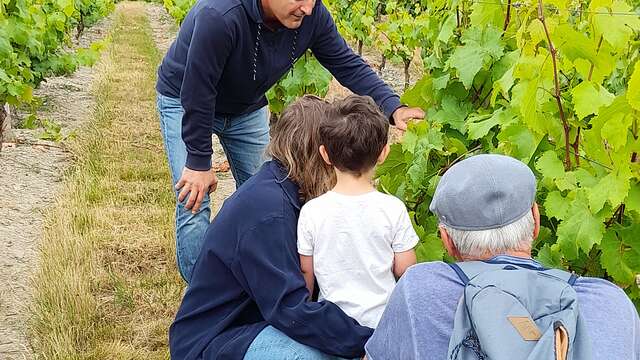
[
  {"x1": 486, "y1": 255, "x2": 543, "y2": 269},
  {"x1": 267, "y1": 160, "x2": 301, "y2": 210}
]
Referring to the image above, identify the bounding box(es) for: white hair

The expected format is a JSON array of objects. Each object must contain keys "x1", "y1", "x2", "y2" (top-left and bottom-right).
[{"x1": 443, "y1": 211, "x2": 534, "y2": 258}]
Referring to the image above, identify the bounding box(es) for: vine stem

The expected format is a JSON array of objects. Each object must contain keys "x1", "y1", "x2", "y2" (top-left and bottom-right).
[
  {"x1": 503, "y1": 0, "x2": 512, "y2": 32},
  {"x1": 572, "y1": 127, "x2": 580, "y2": 166},
  {"x1": 538, "y1": 0, "x2": 571, "y2": 170},
  {"x1": 588, "y1": 36, "x2": 603, "y2": 81}
]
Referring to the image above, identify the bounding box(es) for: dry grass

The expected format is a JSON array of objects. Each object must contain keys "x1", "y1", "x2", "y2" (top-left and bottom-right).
[{"x1": 30, "y1": 3, "x2": 182, "y2": 359}]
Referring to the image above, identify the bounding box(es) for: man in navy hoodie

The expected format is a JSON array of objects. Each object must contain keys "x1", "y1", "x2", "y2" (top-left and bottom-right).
[{"x1": 156, "y1": 0, "x2": 424, "y2": 282}]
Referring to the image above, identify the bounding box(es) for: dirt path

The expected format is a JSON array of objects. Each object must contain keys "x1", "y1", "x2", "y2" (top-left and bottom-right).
[{"x1": 0, "y1": 17, "x2": 112, "y2": 360}]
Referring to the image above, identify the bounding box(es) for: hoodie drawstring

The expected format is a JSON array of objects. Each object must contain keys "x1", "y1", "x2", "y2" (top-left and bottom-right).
[
  {"x1": 289, "y1": 30, "x2": 298, "y2": 75},
  {"x1": 251, "y1": 24, "x2": 299, "y2": 81},
  {"x1": 252, "y1": 23, "x2": 262, "y2": 81}
]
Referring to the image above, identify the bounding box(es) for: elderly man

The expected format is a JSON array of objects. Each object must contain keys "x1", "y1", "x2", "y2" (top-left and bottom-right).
[{"x1": 365, "y1": 154, "x2": 640, "y2": 359}]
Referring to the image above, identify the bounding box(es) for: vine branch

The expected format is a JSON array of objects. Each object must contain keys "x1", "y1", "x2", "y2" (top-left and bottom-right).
[
  {"x1": 538, "y1": 0, "x2": 571, "y2": 170},
  {"x1": 572, "y1": 127, "x2": 580, "y2": 166},
  {"x1": 503, "y1": 0, "x2": 512, "y2": 32},
  {"x1": 588, "y1": 36, "x2": 603, "y2": 82}
]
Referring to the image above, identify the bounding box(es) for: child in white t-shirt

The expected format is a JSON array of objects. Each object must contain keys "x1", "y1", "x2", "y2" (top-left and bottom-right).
[{"x1": 297, "y1": 95, "x2": 419, "y2": 328}]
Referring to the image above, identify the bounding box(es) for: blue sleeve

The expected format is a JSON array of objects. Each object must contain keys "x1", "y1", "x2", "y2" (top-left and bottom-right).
[
  {"x1": 180, "y1": 8, "x2": 233, "y2": 171},
  {"x1": 365, "y1": 272, "x2": 418, "y2": 360},
  {"x1": 236, "y1": 216, "x2": 373, "y2": 358},
  {"x1": 310, "y1": 4, "x2": 402, "y2": 120}
]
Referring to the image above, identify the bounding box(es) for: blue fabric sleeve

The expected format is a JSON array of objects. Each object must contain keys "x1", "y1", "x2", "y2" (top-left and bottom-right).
[
  {"x1": 180, "y1": 8, "x2": 233, "y2": 171},
  {"x1": 365, "y1": 272, "x2": 418, "y2": 360},
  {"x1": 310, "y1": 4, "x2": 402, "y2": 120},
  {"x1": 236, "y1": 216, "x2": 373, "y2": 358}
]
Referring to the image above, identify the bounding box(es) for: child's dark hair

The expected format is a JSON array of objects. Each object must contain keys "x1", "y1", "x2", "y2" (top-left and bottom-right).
[{"x1": 320, "y1": 95, "x2": 389, "y2": 177}]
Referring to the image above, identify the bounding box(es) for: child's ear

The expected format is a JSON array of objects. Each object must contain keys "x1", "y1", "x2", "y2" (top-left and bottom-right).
[
  {"x1": 377, "y1": 144, "x2": 391, "y2": 164},
  {"x1": 319, "y1": 145, "x2": 333, "y2": 166}
]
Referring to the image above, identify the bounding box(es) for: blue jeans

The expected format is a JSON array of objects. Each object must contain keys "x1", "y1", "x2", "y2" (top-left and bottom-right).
[
  {"x1": 156, "y1": 93, "x2": 270, "y2": 282},
  {"x1": 245, "y1": 326, "x2": 355, "y2": 360}
]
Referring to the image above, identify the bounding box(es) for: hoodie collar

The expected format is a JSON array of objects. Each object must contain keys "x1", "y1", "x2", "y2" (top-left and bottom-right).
[{"x1": 241, "y1": 0, "x2": 264, "y2": 24}]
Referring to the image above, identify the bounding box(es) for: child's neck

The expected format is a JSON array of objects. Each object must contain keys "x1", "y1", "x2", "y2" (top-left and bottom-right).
[{"x1": 332, "y1": 168, "x2": 376, "y2": 195}]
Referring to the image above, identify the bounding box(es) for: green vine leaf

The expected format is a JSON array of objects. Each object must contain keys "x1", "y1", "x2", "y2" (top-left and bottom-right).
[{"x1": 556, "y1": 194, "x2": 605, "y2": 259}]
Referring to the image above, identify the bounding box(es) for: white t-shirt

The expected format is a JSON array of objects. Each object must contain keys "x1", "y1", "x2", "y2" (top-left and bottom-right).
[{"x1": 297, "y1": 190, "x2": 419, "y2": 328}]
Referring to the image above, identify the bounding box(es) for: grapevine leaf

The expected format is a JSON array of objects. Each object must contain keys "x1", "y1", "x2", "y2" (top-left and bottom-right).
[
  {"x1": 628, "y1": 61, "x2": 640, "y2": 111},
  {"x1": 437, "y1": 15, "x2": 456, "y2": 43},
  {"x1": 582, "y1": 95, "x2": 632, "y2": 166},
  {"x1": 448, "y1": 25, "x2": 504, "y2": 89},
  {"x1": 555, "y1": 171, "x2": 577, "y2": 192},
  {"x1": 544, "y1": 191, "x2": 570, "y2": 220},
  {"x1": 536, "y1": 244, "x2": 564, "y2": 269},
  {"x1": 448, "y1": 45, "x2": 484, "y2": 89},
  {"x1": 574, "y1": 168, "x2": 599, "y2": 188},
  {"x1": 415, "y1": 233, "x2": 446, "y2": 262},
  {"x1": 433, "y1": 73, "x2": 450, "y2": 91},
  {"x1": 497, "y1": 124, "x2": 542, "y2": 163},
  {"x1": 470, "y1": 1, "x2": 504, "y2": 29},
  {"x1": 402, "y1": 131, "x2": 418, "y2": 154},
  {"x1": 377, "y1": 143, "x2": 407, "y2": 178},
  {"x1": 467, "y1": 108, "x2": 516, "y2": 140},
  {"x1": 571, "y1": 81, "x2": 614, "y2": 119},
  {"x1": 431, "y1": 95, "x2": 472, "y2": 133},
  {"x1": 401, "y1": 75, "x2": 434, "y2": 110},
  {"x1": 511, "y1": 79, "x2": 546, "y2": 135},
  {"x1": 592, "y1": 2, "x2": 638, "y2": 49},
  {"x1": 600, "y1": 226, "x2": 640, "y2": 286},
  {"x1": 556, "y1": 196, "x2": 605, "y2": 260},
  {"x1": 601, "y1": 112, "x2": 632, "y2": 150},
  {"x1": 535, "y1": 151, "x2": 565, "y2": 180},
  {"x1": 626, "y1": 183, "x2": 640, "y2": 215},
  {"x1": 467, "y1": 113, "x2": 497, "y2": 140},
  {"x1": 0, "y1": 37, "x2": 12, "y2": 58},
  {"x1": 588, "y1": 165, "x2": 632, "y2": 213}
]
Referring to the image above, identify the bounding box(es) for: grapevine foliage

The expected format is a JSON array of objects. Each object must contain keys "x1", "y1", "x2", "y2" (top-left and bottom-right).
[
  {"x1": 370, "y1": 0, "x2": 640, "y2": 308},
  {"x1": 266, "y1": 52, "x2": 332, "y2": 116},
  {"x1": 0, "y1": 0, "x2": 113, "y2": 109}
]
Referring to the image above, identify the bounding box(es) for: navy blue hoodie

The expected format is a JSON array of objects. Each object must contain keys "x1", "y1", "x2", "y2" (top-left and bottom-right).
[
  {"x1": 156, "y1": 0, "x2": 402, "y2": 171},
  {"x1": 169, "y1": 160, "x2": 373, "y2": 359}
]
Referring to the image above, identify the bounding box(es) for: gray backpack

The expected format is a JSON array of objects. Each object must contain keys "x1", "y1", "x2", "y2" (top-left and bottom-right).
[{"x1": 447, "y1": 258, "x2": 592, "y2": 360}]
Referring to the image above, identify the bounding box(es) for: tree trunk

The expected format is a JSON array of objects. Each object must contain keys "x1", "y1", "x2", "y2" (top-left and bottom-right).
[
  {"x1": 376, "y1": 1, "x2": 383, "y2": 20},
  {"x1": 357, "y1": 40, "x2": 363, "y2": 56},
  {"x1": 0, "y1": 103, "x2": 13, "y2": 152},
  {"x1": 403, "y1": 59, "x2": 411, "y2": 91}
]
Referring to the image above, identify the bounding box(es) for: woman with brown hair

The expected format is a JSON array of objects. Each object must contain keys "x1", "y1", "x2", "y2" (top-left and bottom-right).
[{"x1": 169, "y1": 96, "x2": 372, "y2": 360}]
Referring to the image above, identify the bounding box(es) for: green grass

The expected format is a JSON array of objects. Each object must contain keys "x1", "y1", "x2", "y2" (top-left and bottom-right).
[{"x1": 30, "y1": 3, "x2": 182, "y2": 358}]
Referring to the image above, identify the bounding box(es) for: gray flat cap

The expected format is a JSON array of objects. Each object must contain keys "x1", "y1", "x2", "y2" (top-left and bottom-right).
[{"x1": 429, "y1": 154, "x2": 536, "y2": 230}]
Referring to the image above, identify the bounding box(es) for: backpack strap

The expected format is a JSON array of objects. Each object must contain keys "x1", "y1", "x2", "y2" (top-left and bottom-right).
[
  {"x1": 449, "y1": 259, "x2": 579, "y2": 287},
  {"x1": 448, "y1": 263, "x2": 470, "y2": 285}
]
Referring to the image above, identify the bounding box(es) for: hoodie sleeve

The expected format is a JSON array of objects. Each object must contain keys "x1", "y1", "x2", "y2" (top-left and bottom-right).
[
  {"x1": 180, "y1": 8, "x2": 233, "y2": 171},
  {"x1": 310, "y1": 4, "x2": 402, "y2": 120},
  {"x1": 235, "y1": 215, "x2": 373, "y2": 358}
]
